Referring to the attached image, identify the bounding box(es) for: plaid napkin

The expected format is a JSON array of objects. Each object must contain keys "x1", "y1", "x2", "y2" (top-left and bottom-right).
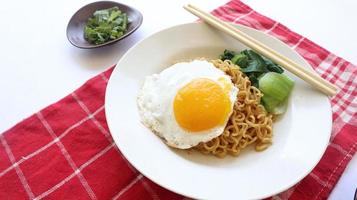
[{"x1": 1, "y1": 0, "x2": 356, "y2": 199}]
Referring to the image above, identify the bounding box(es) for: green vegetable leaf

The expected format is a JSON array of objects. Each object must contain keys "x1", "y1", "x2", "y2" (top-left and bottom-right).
[
  {"x1": 219, "y1": 49, "x2": 287, "y2": 89},
  {"x1": 108, "y1": 10, "x2": 121, "y2": 22},
  {"x1": 231, "y1": 54, "x2": 249, "y2": 68},
  {"x1": 259, "y1": 72, "x2": 294, "y2": 102},
  {"x1": 261, "y1": 94, "x2": 280, "y2": 113},
  {"x1": 122, "y1": 14, "x2": 128, "y2": 30},
  {"x1": 240, "y1": 50, "x2": 268, "y2": 73},
  {"x1": 248, "y1": 73, "x2": 260, "y2": 88},
  {"x1": 219, "y1": 49, "x2": 295, "y2": 114},
  {"x1": 84, "y1": 6, "x2": 129, "y2": 45},
  {"x1": 258, "y1": 72, "x2": 294, "y2": 114},
  {"x1": 262, "y1": 94, "x2": 289, "y2": 114},
  {"x1": 220, "y1": 49, "x2": 236, "y2": 61},
  {"x1": 265, "y1": 58, "x2": 284, "y2": 74}
]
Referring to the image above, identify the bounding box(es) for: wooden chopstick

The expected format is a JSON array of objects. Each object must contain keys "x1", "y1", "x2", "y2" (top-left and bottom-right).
[{"x1": 184, "y1": 4, "x2": 338, "y2": 96}]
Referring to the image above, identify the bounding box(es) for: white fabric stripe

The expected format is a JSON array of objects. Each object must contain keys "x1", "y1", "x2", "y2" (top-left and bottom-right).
[
  {"x1": 221, "y1": 5, "x2": 272, "y2": 32},
  {"x1": 264, "y1": 21, "x2": 279, "y2": 33},
  {"x1": 329, "y1": 142, "x2": 351, "y2": 157},
  {"x1": 36, "y1": 112, "x2": 97, "y2": 200},
  {"x1": 71, "y1": 92, "x2": 138, "y2": 174},
  {"x1": 309, "y1": 53, "x2": 337, "y2": 83},
  {"x1": 326, "y1": 60, "x2": 344, "y2": 81},
  {"x1": 332, "y1": 65, "x2": 357, "y2": 126},
  {"x1": 0, "y1": 106, "x2": 105, "y2": 178},
  {"x1": 72, "y1": 93, "x2": 111, "y2": 139},
  {"x1": 291, "y1": 37, "x2": 305, "y2": 49},
  {"x1": 79, "y1": 142, "x2": 115, "y2": 170},
  {"x1": 241, "y1": 14, "x2": 267, "y2": 31},
  {"x1": 274, "y1": 186, "x2": 296, "y2": 200},
  {"x1": 34, "y1": 170, "x2": 78, "y2": 200},
  {"x1": 232, "y1": 10, "x2": 254, "y2": 23},
  {"x1": 323, "y1": 58, "x2": 344, "y2": 82},
  {"x1": 331, "y1": 116, "x2": 348, "y2": 140},
  {"x1": 334, "y1": 74, "x2": 354, "y2": 90},
  {"x1": 292, "y1": 45, "x2": 325, "y2": 67},
  {"x1": 348, "y1": 116, "x2": 357, "y2": 137},
  {"x1": 0, "y1": 135, "x2": 35, "y2": 199},
  {"x1": 141, "y1": 178, "x2": 160, "y2": 200},
  {"x1": 331, "y1": 65, "x2": 355, "y2": 125},
  {"x1": 309, "y1": 172, "x2": 332, "y2": 189},
  {"x1": 332, "y1": 100, "x2": 353, "y2": 125},
  {"x1": 314, "y1": 143, "x2": 356, "y2": 199},
  {"x1": 272, "y1": 195, "x2": 283, "y2": 200},
  {"x1": 213, "y1": 5, "x2": 233, "y2": 20},
  {"x1": 71, "y1": 92, "x2": 152, "y2": 199},
  {"x1": 315, "y1": 53, "x2": 336, "y2": 72},
  {"x1": 314, "y1": 67, "x2": 325, "y2": 75},
  {"x1": 35, "y1": 143, "x2": 114, "y2": 200},
  {"x1": 112, "y1": 174, "x2": 143, "y2": 200},
  {"x1": 332, "y1": 115, "x2": 353, "y2": 139},
  {"x1": 223, "y1": 4, "x2": 293, "y2": 45},
  {"x1": 113, "y1": 145, "x2": 137, "y2": 173},
  {"x1": 100, "y1": 73, "x2": 109, "y2": 83}
]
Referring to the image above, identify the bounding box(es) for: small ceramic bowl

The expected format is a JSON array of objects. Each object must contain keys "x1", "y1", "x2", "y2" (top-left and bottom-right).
[{"x1": 66, "y1": 1, "x2": 143, "y2": 49}]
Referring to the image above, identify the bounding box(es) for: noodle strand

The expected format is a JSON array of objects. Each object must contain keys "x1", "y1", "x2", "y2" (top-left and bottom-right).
[{"x1": 194, "y1": 59, "x2": 273, "y2": 157}]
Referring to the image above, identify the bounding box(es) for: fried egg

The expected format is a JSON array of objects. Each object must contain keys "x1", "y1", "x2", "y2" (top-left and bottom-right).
[{"x1": 137, "y1": 60, "x2": 238, "y2": 149}]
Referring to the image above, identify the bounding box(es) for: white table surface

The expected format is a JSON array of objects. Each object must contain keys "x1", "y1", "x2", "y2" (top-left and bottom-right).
[{"x1": 1, "y1": 0, "x2": 355, "y2": 199}]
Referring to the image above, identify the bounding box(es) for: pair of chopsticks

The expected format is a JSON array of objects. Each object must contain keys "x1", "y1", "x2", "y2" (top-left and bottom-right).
[{"x1": 184, "y1": 4, "x2": 337, "y2": 96}]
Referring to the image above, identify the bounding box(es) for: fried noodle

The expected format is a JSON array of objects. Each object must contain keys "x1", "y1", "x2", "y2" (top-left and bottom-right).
[{"x1": 194, "y1": 59, "x2": 273, "y2": 157}]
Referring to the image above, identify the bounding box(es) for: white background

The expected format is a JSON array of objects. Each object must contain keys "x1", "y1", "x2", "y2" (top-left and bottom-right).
[{"x1": 0, "y1": 0, "x2": 355, "y2": 199}]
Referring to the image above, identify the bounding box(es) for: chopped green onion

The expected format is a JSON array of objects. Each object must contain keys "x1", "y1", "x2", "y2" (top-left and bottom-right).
[{"x1": 84, "y1": 6, "x2": 128, "y2": 45}]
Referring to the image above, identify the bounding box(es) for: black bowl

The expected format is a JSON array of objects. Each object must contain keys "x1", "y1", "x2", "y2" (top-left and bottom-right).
[{"x1": 66, "y1": 1, "x2": 143, "y2": 49}]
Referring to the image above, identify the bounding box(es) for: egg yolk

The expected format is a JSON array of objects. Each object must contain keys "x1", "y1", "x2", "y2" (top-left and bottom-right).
[{"x1": 173, "y1": 78, "x2": 231, "y2": 132}]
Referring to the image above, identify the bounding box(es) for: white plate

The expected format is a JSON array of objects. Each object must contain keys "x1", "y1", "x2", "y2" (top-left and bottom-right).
[{"x1": 105, "y1": 22, "x2": 332, "y2": 199}]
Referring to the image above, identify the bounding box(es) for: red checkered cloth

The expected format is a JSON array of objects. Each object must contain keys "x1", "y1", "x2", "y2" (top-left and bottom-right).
[{"x1": 1, "y1": 0, "x2": 356, "y2": 199}]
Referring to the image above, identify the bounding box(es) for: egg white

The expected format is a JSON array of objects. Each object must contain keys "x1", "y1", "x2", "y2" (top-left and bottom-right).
[{"x1": 137, "y1": 60, "x2": 238, "y2": 149}]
